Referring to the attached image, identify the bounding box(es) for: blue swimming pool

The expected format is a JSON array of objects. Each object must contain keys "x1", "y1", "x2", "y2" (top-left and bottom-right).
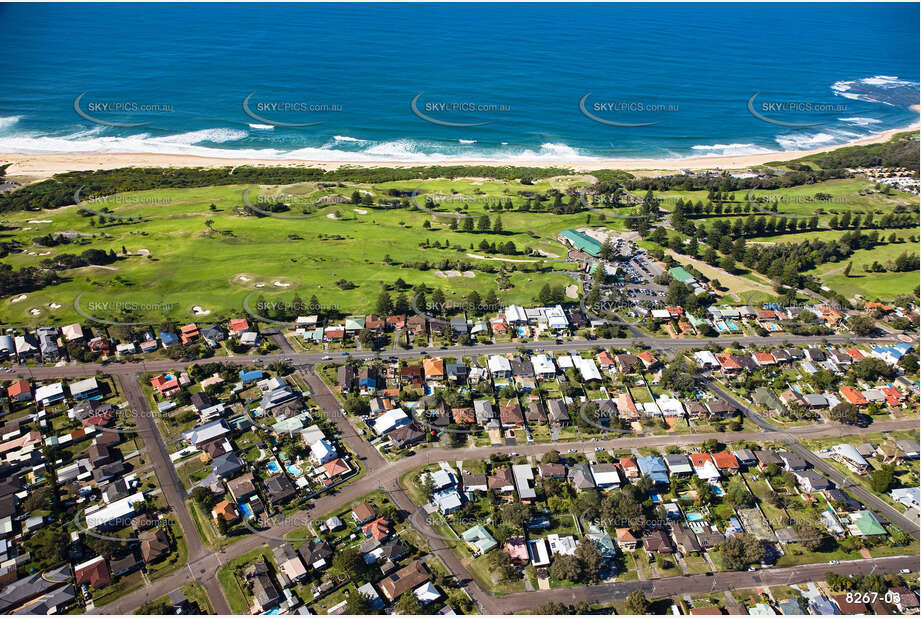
[
  {"x1": 286, "y1": 464, "x2": 302, "y2": 477},
  {"x1": 261, "y1": 607, "x2": 281, "y2": 615},
  {"x1": 710, "y1": 484, "x2": 725, "y2": 496},
  {"x1": 686, "y1": 512, "x2": 704, "y2": 522},
  {"x1": 240, "y1": 503, "x2": 254, "y2": 519},
  {"x1": 266, "y1": 460, "x2": 281, "y2": 474}
]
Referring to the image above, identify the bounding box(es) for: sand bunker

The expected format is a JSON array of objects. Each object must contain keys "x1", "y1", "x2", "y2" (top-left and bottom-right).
[
  {"x1": 49, "y1": 302, "x2": 62, "y2": 309},
  {"x1": 353, "y1": 208, "x2": 368, "y2": 214},
  {"x1": 27, "y1": 219, "x2": 52, "y2": 224},
  {"x1": 137, "y1": 248, "x2": 150, "y2": 255},
  {"x1": 326, "y1": 213, "x2": 339, "y2": 219},
  {"x1": 565, "y1": 285, "x2": 579, "y2": 299},
  {"x1": 435, "y1": 270, "x2": 476, "y2": 279},
  {"x1": 192, "y1": 306, "x2": 211, "y2": 316},
  {"x1": 11, "y1": 295, "x2": 27, "y2": 303},
  {"x1": 255, "y1": 283, "x2": 265, "y2": 288},
  {"x1": 273, "y1": 281, "x2": 291, "y2": 288},
  {"x1": 29, "y1": 308, "x2": 41, "y2": 316}
]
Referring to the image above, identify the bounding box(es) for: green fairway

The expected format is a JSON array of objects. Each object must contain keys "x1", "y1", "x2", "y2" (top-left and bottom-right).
[{"x1": 0, "y1": 177, "x2": 605, "y2": 325}]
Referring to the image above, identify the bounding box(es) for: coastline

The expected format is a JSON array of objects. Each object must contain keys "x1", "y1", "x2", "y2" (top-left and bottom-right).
[{"x1": 0, "y1": 123, "x2": 917, "y2": 181}]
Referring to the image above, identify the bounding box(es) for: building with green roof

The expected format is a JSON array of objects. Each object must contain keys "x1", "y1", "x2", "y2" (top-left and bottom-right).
[
  {"x1": 560, "y1": 229, "x2": 603, "y2": 258},
  {"x1": 668, "y1": 266, "x2": 696, "y2": 284},
  {"x1": 851, "y1": 511, "x2": 886, "y2": 537},
  {"x1": 462, "y1": 524, "x2": 498, "y2": 554}
]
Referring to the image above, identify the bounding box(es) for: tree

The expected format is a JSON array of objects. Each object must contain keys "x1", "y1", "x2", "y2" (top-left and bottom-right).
[
  {"x1": 625, "y1": 590, "x2": 649, "y2": 614},
  {"x1": 346, "y1": 592, "x2": 372, "y2": 615},
  {"x1": 549, "y1": 554, "x2": 583, "y2": 582},
  {"x1": 477, "y1": 214, "x2": 491, "y2": 232},
  {"x1": 719, "y1": 533, "x2": 765, "y2": 570},
  {"x1": 500, "y1": 502, "x2": 532, "y2": 528},
  {"x1": 488, "y1": 549, "x2": 516, "y2": 582},
  {"x1": 493, "y1": 215, "x2": 503, "y2": 233},
  {"x1": 843, "y1": 261, "x2": 852, "y2": 277},
  {"x1": 847, "y1": 314, "x2": 877, "y2": 336},
  {"x1": 793, "y1": 520, "x2": 825, "y2": 551},
  {"x1": 869, "y1": 465, "x2": 897, "y2": 493},
  {"x1": 829, "y1": 402, "x2": 861, "y2": 425},
  {"x1": 376, "y1": 291, "x2": 393, "y2": 315},
  {"x1": 541, "y1": 450, "x2": 561, "y2": 464},
  {"x1": 394, "y1": 593, "x2": 422, "y2": 615},
  {"x1": 574, "y1": 538, "x2": 604, "y2": 583},
  {"x1": 333, "y1": 547, "x2": 371, "y2": 581}
]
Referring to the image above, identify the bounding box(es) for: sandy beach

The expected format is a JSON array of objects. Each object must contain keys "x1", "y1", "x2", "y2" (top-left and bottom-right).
[{"x1": 1, "y1": 124, "x2": 916, "y2": 182}]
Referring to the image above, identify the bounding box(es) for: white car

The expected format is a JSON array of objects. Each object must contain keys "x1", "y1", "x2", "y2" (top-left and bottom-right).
[
  {"x1": 321, "y1": 355, "x2": 332, "y2": 360},
  {"x1": 899, "y1": 568, "x2": 911, "y2": 574},
  {"x1": 828, "y1": 560, "x2": 839, "y2": 565}
]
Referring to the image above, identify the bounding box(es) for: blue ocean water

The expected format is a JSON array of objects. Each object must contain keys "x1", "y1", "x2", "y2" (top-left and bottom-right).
[{"x1": 0, "y1": 2, "x2": 917, "y2": 162}]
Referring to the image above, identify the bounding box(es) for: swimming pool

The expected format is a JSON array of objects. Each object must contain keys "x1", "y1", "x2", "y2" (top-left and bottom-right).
[
  {"x1": 648, "y1": 491, "x2": 662, "y2": 503},
  {"x1": 240, "y1": 503, "x2": 255, "y2": 519},
  {"x1": 710, "y1": 484, "x2": 725, "y2": 496},
  {"x1": 261, "y1": 607, "x2": 281, "y2": 615},
  {"x1": 286, "y1": 464, "x2": 302, "y2": 477},
  {"x1": 686, "y1": 512, "x2": 704, "y2": 522},
  {"x1": 266, "y1": 461, "x2": 281, "y2": 474}
]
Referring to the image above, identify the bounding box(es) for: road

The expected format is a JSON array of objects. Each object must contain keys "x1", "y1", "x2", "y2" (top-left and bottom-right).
[
  {"x1": 13, "y1": 333, "x2": 898, "y2": 383},
  {"x1": 116, "y1": 375, "x2": 233, "y2": 615},
  {"x1": 706, "y1": 380, "x2": 921, "y2": 540}
]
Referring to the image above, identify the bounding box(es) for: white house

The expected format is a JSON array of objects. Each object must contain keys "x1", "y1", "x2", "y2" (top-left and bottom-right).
[
  {"x1": 310, "y1": 439, "x2": 338, "y2": 464},
  {"x1": 372, "y1": 409, "x2": 411, "y2": 435},
  {"x1": 34, "y1": 382, "x2": 65, "y2": 406},
  {"x1": 487, "y1": 355, "x2": 512, "y2": 379}
]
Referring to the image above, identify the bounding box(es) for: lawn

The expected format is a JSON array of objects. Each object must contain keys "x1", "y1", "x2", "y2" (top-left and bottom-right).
[
  {"x1": 216, "y1": 546, "x2": 276, "y2": 615},
  {"x1": 0, "y1": 177, "x2": 604, "y2": 325}
]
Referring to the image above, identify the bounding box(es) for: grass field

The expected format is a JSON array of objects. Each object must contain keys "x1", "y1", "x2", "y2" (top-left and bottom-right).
[
  {"x1": 1, "y1": 174, "x2": 917, "y2": 324},
  {"x1": 0, "y1": 177, "x2": 607, "y2": 325}
]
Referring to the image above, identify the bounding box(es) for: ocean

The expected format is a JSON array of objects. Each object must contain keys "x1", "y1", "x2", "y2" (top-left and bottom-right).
[{"x1": 0, "y1": 2, "x2": 918, "y2": 162}]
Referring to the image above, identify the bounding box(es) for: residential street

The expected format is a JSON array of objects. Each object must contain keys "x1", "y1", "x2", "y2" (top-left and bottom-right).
[{"x1": 38, "y1": 333, "x2": 916, "y2": 614}]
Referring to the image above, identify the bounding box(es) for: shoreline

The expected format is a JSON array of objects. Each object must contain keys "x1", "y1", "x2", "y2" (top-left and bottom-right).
[{"x1": 0, "y1": 123, "x2": 917, "y2": 181}]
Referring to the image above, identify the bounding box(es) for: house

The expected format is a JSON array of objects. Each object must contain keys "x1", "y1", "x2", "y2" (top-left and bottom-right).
[
  {"x1": 620, "y1": 457, "x2": 639, "y2": 480},
  {"x1": 212, "y1": 500, "x2": 238, "y2": 525},
  {"x1": 179, "y1": 323, "x2": 200, "y2": 345},
  {"x1": 227, "y1": 473, "x2": 258, "y2": 503},
  {"x1": 591, "y1": 463, "x2": 621, "y2": 489},
  {"x1": 487, "y1": 467, "x2": 515, "y2": 493},
  {"x1": 297, "y1": 539, "x2": 333, "y2": 571},
  {"x1": 546, "y1": 399, "x2": 570, "y2": 425},
  {"x1": 849, "y1": 510, "x2": 886, "y2": 537},
  {"x1": 473, "y1": 400, "x2": 496, "y2": 426},
  {"x1": 310, "y1": 439, "x2": 338, "y2": 464},
  {"x1": 463, "y1": 473, "x2": 488, "y2": 492},
  {"x1": 352, "y1": 502, "x2": 378, "y2": 525},
  {"x1": 264, "y1": 474, "x2": 296, "y2": 505},
  {"x1": 390, "y1": 424, "x2": 424, "y2": 449},
  {"x1": 532, "y1": 354, "x2": 556, "y2": 379},
  {"x1": 755, "y1": 450, "x2": 782, "y2": 469},
  {"x1": 839, "y1": 386, "x2": 867, "y2": 407},
  {"x1": 539, "y1": 463, "x2": 566, "y2": 479},
  {"x1": 273, "y1": 544, "x2": 308, "y2": 583},
  {"x1": 643, "y1": 528, "x2": 674, "y2": 554},
  {"x1": 462, "y1": 524, "x2": 497, "y2": 555},
  {"x1": 830, "y1": 444, "x2": 869, "y2": 473},
  {"x1": 690, "y1": 453, "x2": 720, "y2": 480},
  {"x1": 670, "y1": 524, "x2": 701, "y2": 554},
  {"x1": 794, "y1": 470, "x2": 830, "y2": 493},
  {"x1": 779, "y1": 452, "x2": 808, "y2": 471},
  {"x1": 664, "y1": 453, "x2": 693, "y2": 476},
  {"x1": 110, "y1": 551, "x2": 143, "y2": 578},
  {"x1": 711, "y1": 451, "x2": 740, "y2": 473},
  {"x1": 890, "y1": 587, "x2": 920, "y2": 614},
  {"x1": 200, "y1": 325, "x2": 225, "y2": 345},
  {"x1": 637, "y1": 455, "x2": 669, "y2": 485},
  {"x1": 511, "y1": 464, "x2": 536, "y2": 502},
  {"x1": 568, "y1": 463, "x2": 596, "y2": 491},
  {"x1": 446, "y1": 363, "x2": 468, "y2": 383},
  {"x1": 547, "y1": 533, "x2": 577, "y2": 556},
  {"x1": 487, "y1": 355, "x2": 512, "y2": 379},
  {"x1": 34, "y1": 382, "x2": 65, "y2": 406},
  {"x1": 615, "y1": 528, "x2": 638, "y2": 550},
  {"x1": 423, "y1": 358, "x2": 445, "y2": 383},
  {"x1": 616, "y1": 353, "x2": 640, "y2": 373},
  {"x1": 526, "y1": 399, "x2": 548, "y2": 424},
  {"x1": 14, "y1": 334, "x2": 39, "y2": 358},
  {"x1": 74, "y1": 555, "x2": 111, "y2": 589},
  {"x1": 373, "y1": 409, "x2": 411, "y2": 435},
  {"x1": 363, "y1": 517, "x2": 392, "y2": 542},
  {"x1": 6, "y1": 380, "x2": 31, "y2": 403},
  {"x1": 245, "y1": 559, "x2": 280, "y2": 612},
  {"x1": 140, "y1": 528, "x2": 171, "y2": 563},
  {"x1": 499, "y1": 400, "x2": 525, "y2": 428},
  {"x1": 379, "y1": 560, "x2": 429, "y2": 602},
  {"x1": 150, "y1": 373, "x2": 180, "y2": 397},
  {"x1": 528, "y1": 538, "x2": 551, "y2": 567},
  {"x1": 504, "y1": 536, "x2": 529, "y2": 563}
]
